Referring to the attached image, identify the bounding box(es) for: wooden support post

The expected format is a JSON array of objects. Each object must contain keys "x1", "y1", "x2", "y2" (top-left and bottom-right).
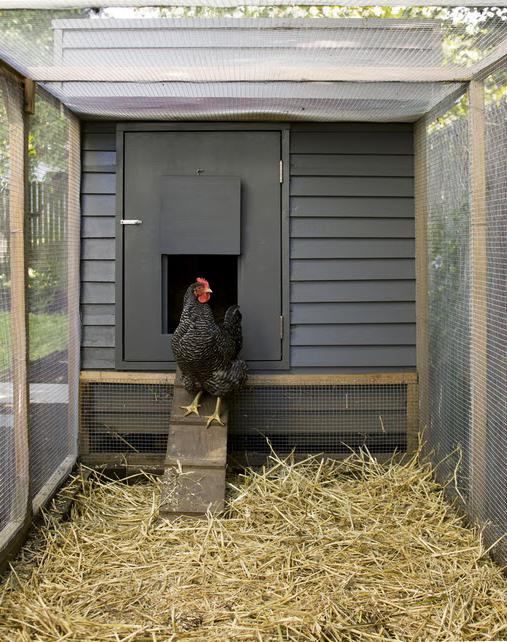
[
  {"x1": 414, "y1": 118, "x2": 428, "y2": 443},
  {"x1": 468, "y1": 80, "x2": 488, "y2": 522},
  {"x1": 23, "y1": 79, "x2": 35, "y2": 115},
  {"x1": 406, "y1": 383, "x2": 419, "y2": 454},
  {"x1": 160, "y1": 369, "x2": 227, "y2": 516},
  {"x1": 68, "y1": 115, "x2": 80, "y2": 460}
]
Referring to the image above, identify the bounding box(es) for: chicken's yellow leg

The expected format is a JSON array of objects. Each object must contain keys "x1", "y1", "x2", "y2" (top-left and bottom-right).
[
  {"x1": 205, "y1": 397, "x2": 225, "y2": 428},
  {"x1": 181, "y1": 391, "x2": 203, "y2": 417}
]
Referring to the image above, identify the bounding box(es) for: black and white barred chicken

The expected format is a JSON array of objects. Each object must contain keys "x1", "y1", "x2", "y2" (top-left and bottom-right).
[{"x1": 171, "y1": 278, "x2": 247, "y2": 427}]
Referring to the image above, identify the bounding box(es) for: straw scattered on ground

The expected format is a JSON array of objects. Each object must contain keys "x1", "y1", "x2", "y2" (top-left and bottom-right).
[{"x1": 1, "y1": 451, "x2": 507, "y2": 642}]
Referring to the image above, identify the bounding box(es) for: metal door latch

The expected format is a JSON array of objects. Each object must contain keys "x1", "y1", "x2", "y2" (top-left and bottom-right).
[{"x1": 121, "y1": 219, "x2": 142, "y2": 225}]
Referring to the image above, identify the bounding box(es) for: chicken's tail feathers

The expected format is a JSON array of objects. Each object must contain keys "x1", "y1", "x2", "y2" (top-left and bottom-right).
[{"x1": 223, "y1": 305, "x2": 243, "y2": 356}]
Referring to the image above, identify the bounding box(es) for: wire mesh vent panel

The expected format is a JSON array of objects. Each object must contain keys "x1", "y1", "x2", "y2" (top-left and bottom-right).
[
  {"x1": 0, "y1": 72, "x2": 26, "y2": 539},
  {"x1": 27, "y1": 87, "x2": 79, "y2": 502},
  {"x1": 81, "y1": 383, "x2": 174, "y2": 460},
  {"x1": 80, "y1": 381, "x2": 415, "y2": 464},
  {"x1": 229, "y1": 385, "x2": 410, "y2": 455}
]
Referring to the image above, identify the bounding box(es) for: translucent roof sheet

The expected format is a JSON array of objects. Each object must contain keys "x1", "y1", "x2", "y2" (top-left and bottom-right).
[{"x1": 0, "y1": 6, "x2": 505, "y2": 120}]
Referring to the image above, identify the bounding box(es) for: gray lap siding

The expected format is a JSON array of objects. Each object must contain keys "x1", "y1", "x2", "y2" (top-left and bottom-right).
[{"x1": 80, "y1": 121, "x2": 415, "y2": 372}]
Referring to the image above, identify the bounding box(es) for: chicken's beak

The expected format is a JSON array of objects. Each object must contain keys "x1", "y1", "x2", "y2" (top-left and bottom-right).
[{"x1": 205, "y1": 287, "x2": 212, "y2": 293}]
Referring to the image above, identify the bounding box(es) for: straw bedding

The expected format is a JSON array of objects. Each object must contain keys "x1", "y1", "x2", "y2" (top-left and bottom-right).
[{"x1": 1, "y1": 451, "x2": 506, "y2": 642}]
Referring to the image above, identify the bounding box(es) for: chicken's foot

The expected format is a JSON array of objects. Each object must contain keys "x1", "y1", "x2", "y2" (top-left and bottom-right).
[
  {"x1": 205, "y1": 397, "x2": 225, "y2": 429},
  {"x1": 181, "y1": 391, "x2": 203, "y2": 417}
]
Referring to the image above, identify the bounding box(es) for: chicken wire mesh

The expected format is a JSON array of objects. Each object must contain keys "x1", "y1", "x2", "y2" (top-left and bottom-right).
[
  {"x1": 79, "y1": 380, "x2": 417, "y2": 467},
  {"x1": 0, "y1": 71, "x2": 28, "y2": 548},
  {"x1": 423, "y1": 70, "x2": 507, "y2": 565},
  {"x1": 27, "y1": 86, "x2": 80, "y2": 507},
  {"x1": 0, "y1": 6, "x2": 506, "y2": 121},
  {"x1": 0, "y1": 74, "x2": 80, "y2": 562}
]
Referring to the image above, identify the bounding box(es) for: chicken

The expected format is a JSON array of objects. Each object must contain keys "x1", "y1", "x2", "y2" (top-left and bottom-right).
[{"x1": 171, "y1": 278, "x2": 247, "y2": 427}]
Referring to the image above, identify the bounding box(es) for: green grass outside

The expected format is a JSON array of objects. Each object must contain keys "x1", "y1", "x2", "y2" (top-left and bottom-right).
[{"x1": 0, "y1": 311, "x2": 68, "y2": 376}]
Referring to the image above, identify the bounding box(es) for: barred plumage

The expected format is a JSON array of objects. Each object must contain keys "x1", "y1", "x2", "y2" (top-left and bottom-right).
[{"x1": 171, "y1": 280, "x2": 248, "y2": 399}]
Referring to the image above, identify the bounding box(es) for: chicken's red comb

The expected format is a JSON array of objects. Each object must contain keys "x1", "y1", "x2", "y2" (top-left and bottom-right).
[{"x1": 196, "y1": 277, "x2": 209, "y2": 285}]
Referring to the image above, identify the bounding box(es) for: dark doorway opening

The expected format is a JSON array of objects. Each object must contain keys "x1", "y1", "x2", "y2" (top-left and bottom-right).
[{"x1": 162, "y1": 255, "x2": 238, "y2": 334}]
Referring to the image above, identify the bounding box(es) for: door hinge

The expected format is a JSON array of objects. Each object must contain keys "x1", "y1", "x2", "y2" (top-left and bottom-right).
[
  {"x1": 280, "y1": 315, "x2": 284, "y2": 340},
  {"x1": 121, "y1": 219, "x2": 142, "y2": 225},
  {"x1": 279, "y1": 160, "x2": 283, "y2": 184}
]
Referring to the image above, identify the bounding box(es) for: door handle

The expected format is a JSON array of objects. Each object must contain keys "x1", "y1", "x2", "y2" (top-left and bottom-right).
[{"x1": 121, "y1": 219, "x2": 142, "y2": 225}]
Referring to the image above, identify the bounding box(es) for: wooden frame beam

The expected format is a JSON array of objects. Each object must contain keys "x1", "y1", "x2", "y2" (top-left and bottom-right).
[
  {"x1": 29, "y1": 66, "x2": 473, "y2": 83},
  {"x1": 468, "y1": 79, "x2": 488, "y2": 523},
  {"x1": 80, "y1": 370, "x2": 417, "y2": 386}
]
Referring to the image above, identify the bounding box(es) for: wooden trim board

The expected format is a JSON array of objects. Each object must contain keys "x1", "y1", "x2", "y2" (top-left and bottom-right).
[
  {"x1": 468, "y1": 80, "x2": 488, "y2": 523},
  {"x1": 80, "y1": 371, "x2": 417, "y2": 386}
]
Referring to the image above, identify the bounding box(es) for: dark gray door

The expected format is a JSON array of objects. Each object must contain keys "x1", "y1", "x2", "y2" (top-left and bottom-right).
[{"x1": 122, "y1": 130, "x2": 282, "y2": 365}]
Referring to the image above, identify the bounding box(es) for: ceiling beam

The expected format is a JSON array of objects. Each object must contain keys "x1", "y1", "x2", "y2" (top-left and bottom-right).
[{"x1": 30, "y1": 65, "x2": 472, "y2": 83}]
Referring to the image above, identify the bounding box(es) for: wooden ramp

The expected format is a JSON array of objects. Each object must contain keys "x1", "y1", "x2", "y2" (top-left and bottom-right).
[{"x1": 160, "y1": 369, "x2": 227, "y2": 517}]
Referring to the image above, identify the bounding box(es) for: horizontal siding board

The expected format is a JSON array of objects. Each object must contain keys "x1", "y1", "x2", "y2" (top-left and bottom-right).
[
  {"x1": 82, "y1": 173, "x2": 116, "y2": 195},
  {"x1": 81, "y1": 282, "x2": 115, "y2": 304},
  {"x1": 81, "y1": 260, "x2": 115, "y2": 283},
  {"x1": 82, "y1": 150, "x2": 117, "y2": 172},
  {"x1": 82, "y1": 304, "x2": 115, "y2": 326},
  {"x1": 291, "y1": 217, "x2": 414, "y2": 238},
  {"x1": 81, "y1": 347, "x2": 115, "y2": 370},
  {"x1": 82, "y1": 122, "x2": 117, "y2": 134},
  {"x1": 230, "y1": 412, "x2": 406, "y2": 434},
  {"x1": 291, "y1": 132, "x2": 413, "y2": 155},
  {"x1": 291, "y1": 123, "x2": 413, "y2": 133},
  {"x1": 291, "y1": 259, "x2": 414, "y2": 281},
  {"x1": 82, "y1": 238, "x2": 115, "y2": 260},
  {"x1": 291, "y1": 302, "x2": 415, "y2": 324},
  {"x1": 82, "y1": 326, "x2": 115, "y2": 348},
  {"x1": 82, "y1": 216, "x2": 115, "y2": 239},
  {"x1": 291, "y1": 323, "x2": 415, "y2": 346},
  {"x1": 82, "y1": 132, "x2": 116, "y2": 151},
  {"x1": 291, "y1": 238, "x2": 415, "y2": 259},
  {"x1": 291, "y1": 154, "x2": 413, "y2": 177},
  {"x1": 291, "y1": 176, "x2": 413, "y2": 197},
  {"x1": 291, "y1": 346, "x2": 416, "y2": 368},
  {"x1": 291, "y1": 280, "x2": 415, "y2": 303},
  {"x1": 82, "y1": 194, "x2": 116, "y2": 216},
  {"x1": 291, "y1": 197, "x2": 413, "y2": 218}
]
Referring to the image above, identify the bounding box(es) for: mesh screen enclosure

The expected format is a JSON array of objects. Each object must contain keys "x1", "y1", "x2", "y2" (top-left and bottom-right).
[
  {"x1": 27, "y1": 87, "x2": 80, "y2": 510},
  {"x1": 422, "y1": 69, "x2": 507, "y2": 566},
  {"x1": 0, "y1": 6, "x2": 506, "y2": 121},
  {"x1": 0, "y1": 69, "x2": 80, "y2": 561}
]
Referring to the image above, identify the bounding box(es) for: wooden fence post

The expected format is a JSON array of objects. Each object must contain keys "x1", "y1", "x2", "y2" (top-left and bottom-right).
[{"x1": 468, "y1": 80, "x2": 488, "y2": 522}]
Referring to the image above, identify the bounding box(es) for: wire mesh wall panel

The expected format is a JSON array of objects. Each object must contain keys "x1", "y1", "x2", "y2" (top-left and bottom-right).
[
  {"x1": 483, "y1": 68, "x2": 507, "y2": 560},
  {"x1": 79, "y1": 379, "x2": 418, "y2": 467},
  {"x1": 0, "y1": 71, "x2": 29, "y2": 555},
  {"x1": 26, "y1": 88, "x2": 79, "y2": 507},
  {"x1": 425, "y1": 95, "x2": 472, "y2": 495}
]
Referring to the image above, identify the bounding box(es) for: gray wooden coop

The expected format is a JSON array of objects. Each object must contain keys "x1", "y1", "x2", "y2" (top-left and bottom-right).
[{"x1": 0, "y1": 4, "x2": 506, "y2": 563}]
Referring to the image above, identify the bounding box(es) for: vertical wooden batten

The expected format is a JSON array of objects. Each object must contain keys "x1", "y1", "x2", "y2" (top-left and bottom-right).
[
  {"x1": 68, "y1": 115, "x2": 81, "y2": 461},
  {"x1": 414, "y1": 118, "x2": 428, "y2": 445},
  {"x1": 468, "y1": 80, "x2": 488, "y2": 522}
]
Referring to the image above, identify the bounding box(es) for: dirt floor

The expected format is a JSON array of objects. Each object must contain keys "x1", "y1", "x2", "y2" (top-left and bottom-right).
[{"x1": 0, "y1": 451, "x2": 506, "y2": 642}]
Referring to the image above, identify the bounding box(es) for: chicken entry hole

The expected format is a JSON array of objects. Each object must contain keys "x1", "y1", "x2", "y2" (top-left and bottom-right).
[{"x1": 162, "y1": 255, "x2": 238, "y2": 335}]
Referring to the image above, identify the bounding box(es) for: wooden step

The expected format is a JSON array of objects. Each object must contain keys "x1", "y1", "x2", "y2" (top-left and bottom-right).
[{"x1": 160, "y1": 368, "x2": 228, "y2": 517}]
